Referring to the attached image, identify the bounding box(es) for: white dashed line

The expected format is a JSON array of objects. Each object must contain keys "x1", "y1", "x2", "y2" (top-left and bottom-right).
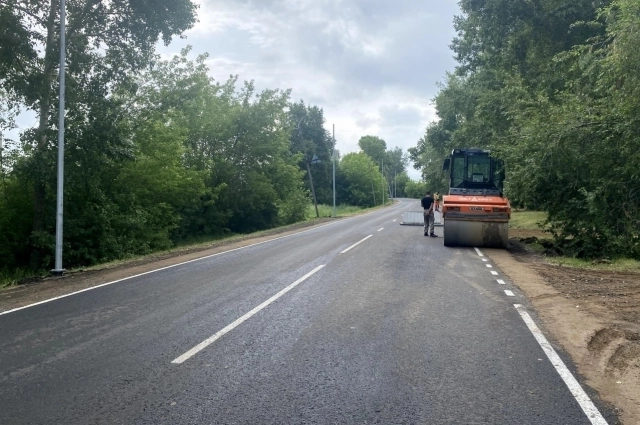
[
  {"x1": 340, "y1": 235, "x2": 373, "y2": 254},
  {"x1": 393, "y1": 219, "x2": 397, "y2": 222},
  {"x1": 474, "y1": 247, "x2": 484, "y2": 257},
  {"x1": 491, "y1": 271, "x2": 499, "y2": 275},
  {"x1": 504, "y1": 290, "x2": 515, "y2": 297},
  {"x1": 514, "y1": 304, "x2": 609, "y2": 425},
  {"x1": 0, "y1": 210, "x2": 375, "y2": 317},
  {"x1": 482, "y1": 258, "x2": 488, "y2": 262},
  {"x1": 486, "y1": 264, "x2": 493, "y2": 268},
  {"x1": 377, "y1": 228, "x2": 384, "y2": 232},
  {"x1": 172, "y1": 265, "x2": 325, "y2": 364},
  {"x1": 497, "y1": 279, "x2": 506, "y2": 285}
]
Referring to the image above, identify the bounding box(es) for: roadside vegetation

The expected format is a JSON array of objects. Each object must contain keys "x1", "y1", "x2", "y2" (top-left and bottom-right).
[
  {"x1": 0, "y1": 2, "x2": 411, "y2": 284},
  {"x1": 509, "y1": 211, "x2": 640, "y2": 273},
  {"x1": 409, "y1": 0, "x2": 640, "y2": 261}
]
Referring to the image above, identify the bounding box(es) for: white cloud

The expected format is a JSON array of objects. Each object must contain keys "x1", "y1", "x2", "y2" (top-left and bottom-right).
[{"x1": 158, "y1": 0, "x2": 460, "y2": 179}]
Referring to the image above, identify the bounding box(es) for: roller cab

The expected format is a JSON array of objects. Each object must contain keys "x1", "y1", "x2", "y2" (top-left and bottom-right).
[{"x1": 442, "y1": 149, "x2": 511, "y2": 248}]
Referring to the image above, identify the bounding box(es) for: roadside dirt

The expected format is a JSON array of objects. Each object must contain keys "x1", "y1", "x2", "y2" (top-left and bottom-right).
[{"x1": 485, "y1": 241, "x2": 640, "y2": 425}]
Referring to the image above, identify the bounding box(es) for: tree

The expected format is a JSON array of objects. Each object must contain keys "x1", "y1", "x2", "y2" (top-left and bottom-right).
[
  {"x1": 288, "y1": 101, "x2": 335, "y2": 206},
  {"x1": 410, "y1": 0, "x2": 640, "y2": 258},
  {"x1": 0, "y1": 0, "x2": 198, "y2": 267},
  {"x1": 339, "y1": 152, "x2": 384, "y2": 207},
  {"x1": 358, "y1": 135, "x2": 387, "y2": 165}
]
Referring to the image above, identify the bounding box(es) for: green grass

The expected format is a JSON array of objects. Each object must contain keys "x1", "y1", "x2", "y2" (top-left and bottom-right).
[
  {"x1": 0, "y1": 268, "x2": 48, "y2": 289},
  {"x1": 307, "y1": 203, "x2": 367, "y2": 218},
  {"x1": 1, "y1": 202, "x2": 390, "y2": 288},
  {"x1": 509, "y1": 210, "x2": 548, "y2": 230},
  {"x1": 508, "y1": 210, "x2": 640, "y2": 273},
  {"x1": 306, "y1": 202, "x2": 393, "y2": 219},
  {"x1": 547, "y1": 257, "x2": 640, "y2": 273}
]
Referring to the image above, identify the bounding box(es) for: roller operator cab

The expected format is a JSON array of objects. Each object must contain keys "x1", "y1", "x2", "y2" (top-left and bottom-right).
[{"x1": 441, "y1": 149, "x2": 511, "y2": 248}]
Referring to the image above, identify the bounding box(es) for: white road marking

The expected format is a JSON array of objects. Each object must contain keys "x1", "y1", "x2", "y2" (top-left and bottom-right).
[
  {"x1": 340, "y1": 235, "x2": 373, "y2": 254},
  {"x1": 482, "y1": 258, "x2": 488, "y2": 262},
  {"x1": 0, "y1": 205, "x2": 394, "y2": 316},
  {"x1": 504, "y1": 290, "x2": 515, "y2": 297},
  {"x1": 474, "y1": 247, "x2": 484, "y2": 257},
  {"x1": 393, "y1": 219, "x2": 397, "y2": 222},
  {"x1": 514, "y1": 304, "x2": 609, "y2": 425},
  {"x1": 497, "y1": 279, "x2": 506, "y2": 285},
  {"x1": 486, "y1": 264, "x2": 493, "y2": 268},
  {"x1": 491, "y1": 271, "x2": 499, "y2": 275},
  {"x1": 377, "y1": 228, "x2": 384, "y2": 232},
  {"x1": 172, "y1": 265, "x2": 325, "y2": 364}
]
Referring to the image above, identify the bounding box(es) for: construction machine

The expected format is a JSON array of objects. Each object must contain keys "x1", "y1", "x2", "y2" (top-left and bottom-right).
[{"x1": 441, "y1": 148, "x2": 511, "y2": 248}]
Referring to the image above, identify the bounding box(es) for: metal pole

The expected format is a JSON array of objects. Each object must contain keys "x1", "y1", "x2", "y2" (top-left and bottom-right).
[
  {"x1": 381, "y1": 158, "x2": 384, "y2": 205},
  {"x1": 53, "y1": 0, "x2": 66, "y2": 275},
  {"x1": 332, "y1": 124, "x2": 336, "y2": 218}
]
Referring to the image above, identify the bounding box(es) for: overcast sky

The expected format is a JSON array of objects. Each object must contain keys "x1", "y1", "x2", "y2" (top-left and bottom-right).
[
  {"x1": 158, "y1": 0, "x2": 461, "y2": 179},
  {"x1": 9, "y1": 0, "x2": 461, "y2": 180}
]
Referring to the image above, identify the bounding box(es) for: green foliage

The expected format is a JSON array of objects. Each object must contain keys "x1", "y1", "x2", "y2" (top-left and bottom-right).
[
  {"x1": 411, "y1": 0, "x2": 640, "y2": 259},
  {"x1": 306, "y1": 203, "x2": 365, "y2": 219},
  {"x1": 404, "y1": 180, "x2": 428, "y2": 199},
  {"x1": 0, "y1": 45, "x2": 341, "y2": 274},
  {"x1": 358, "y1": 135, "x2": 387, "y2": 164},
  {"x1": 339, "y1": 152, "x2": 384, "y2": 207},
  {"x1": 288, "y1": 101, "x2": 335, "y2": 205}
]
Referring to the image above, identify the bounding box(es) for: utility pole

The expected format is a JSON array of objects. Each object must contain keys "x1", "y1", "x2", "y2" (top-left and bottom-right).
[
  {"x1": 52, "y1": 0, "x2": 66, "y2": 276},
  {"x1": 332, "y1": 124, "x2": 336, "y2": 218},
  {"x1": 394, "y1": 171, "x2": 397, "y2": 198},
  {"x1": 306, "y1": 158, "x2": 319, "y2": 218}
]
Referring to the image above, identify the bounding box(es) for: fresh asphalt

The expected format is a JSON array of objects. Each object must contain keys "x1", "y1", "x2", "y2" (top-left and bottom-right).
[{"x1": 0, "y1": 199, "x2": 616, "y2": 424}]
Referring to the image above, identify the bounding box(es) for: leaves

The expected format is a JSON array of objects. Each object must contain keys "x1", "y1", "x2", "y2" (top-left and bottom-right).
[{"x1": 412, "y1": 0, "x2": 640, "y2": 259}]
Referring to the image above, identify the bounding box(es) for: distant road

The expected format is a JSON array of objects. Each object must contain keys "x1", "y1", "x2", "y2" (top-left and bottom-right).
[{"x1": 0, "y1": 199, "x2": 613, "y2": 424}]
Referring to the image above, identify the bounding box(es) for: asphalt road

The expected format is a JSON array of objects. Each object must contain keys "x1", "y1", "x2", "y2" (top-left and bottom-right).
[{"x1": 0, "y1": 199, "x2": 616, "y2": 424}]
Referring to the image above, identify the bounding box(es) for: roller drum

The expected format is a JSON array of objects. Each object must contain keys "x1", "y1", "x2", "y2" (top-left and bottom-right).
[{"x1": 443, "y1": 219, "x2": 508, "y2": 248}]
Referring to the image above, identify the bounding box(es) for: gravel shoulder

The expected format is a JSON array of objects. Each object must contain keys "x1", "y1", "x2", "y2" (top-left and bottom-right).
[{"x1": 485, "y1": 241, "x2": 640, "y2": 425}]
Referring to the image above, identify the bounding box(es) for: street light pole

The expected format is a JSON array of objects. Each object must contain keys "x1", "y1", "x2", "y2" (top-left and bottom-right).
[
  {"x1": 381, "y1": 158, "x2": 384, "y2": 205},
  {"x1": 332, "y1": 124, "x2": 336, "y2": 218},
  {"x1": 52, "y1": 0, "x2": 66, "y2": 276}
]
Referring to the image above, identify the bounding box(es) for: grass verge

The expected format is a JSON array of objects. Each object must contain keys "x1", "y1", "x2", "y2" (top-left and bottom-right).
[
  {"x1": 547, "y1": 257, "x2": 640, "y2": 273},
  {"x1": 510, "y1": 210, "x2": 640, "y2": 273},
  {"x1": 1, "y1": 202, "x2": 391, "y2": 288},
  {"x1": 510, "y1": 210, "x2": 548, "y2": 230}
]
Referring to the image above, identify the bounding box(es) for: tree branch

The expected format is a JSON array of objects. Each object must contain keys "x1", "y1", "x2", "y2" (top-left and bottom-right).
[{"x1": 0, "y1": 0, "x2": 47, "y2": 26}]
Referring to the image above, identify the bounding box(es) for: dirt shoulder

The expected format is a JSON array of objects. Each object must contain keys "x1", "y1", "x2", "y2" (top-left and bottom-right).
[
  {"x1": 485, "y1": 242, "x2": 640, "y2": 425},
  {"x1": 0, "y1": 217, "x2": 339, "y2": 313}
]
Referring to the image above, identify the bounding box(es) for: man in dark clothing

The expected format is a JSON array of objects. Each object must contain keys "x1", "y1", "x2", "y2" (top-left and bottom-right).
[{"x1": 421, "y1": 191, "x2": 437, "y2": 237}]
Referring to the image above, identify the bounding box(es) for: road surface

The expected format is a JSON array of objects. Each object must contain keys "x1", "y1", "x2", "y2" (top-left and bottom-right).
[{"x1": 0, "y1": 199, "x2": 615, "y2": 424}]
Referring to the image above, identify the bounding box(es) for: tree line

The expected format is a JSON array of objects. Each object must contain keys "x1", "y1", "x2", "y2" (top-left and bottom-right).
[
  {"x1": 0, "y1": 1, "x2": 414, "y2": 276},
  {"x1": 409, "y1": 0, "x2": 640, "y2": 259}
]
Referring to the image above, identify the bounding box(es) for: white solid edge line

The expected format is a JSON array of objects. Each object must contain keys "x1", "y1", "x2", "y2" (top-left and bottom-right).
[
  {"x1": 491, "y1": 271, "x2": 499, "y2": 275},
  {"x1": 377, "y1": 228, "x2": 384, "y2": 232},
  {"x1": 497, "y1": 279, "x2": 506, "y2": 285},
  {"x1": 474, "y1": 247, "x2": 484, "y2": 257},
  {"x1": 504, "y1": 290, "x2": 515, "y2": 297},
  {"x1": 172, "y1": 265, "x2": 325, "y2": 364},
  {"x1": 513, "y1": 304, "x2": 609, "y2": 425},
  {"x1": 1, "y1": 204, "x2": 400, "y2": 317},
  {"x1": 340, "y1": 235, "x2": 373, "y2": 254}
]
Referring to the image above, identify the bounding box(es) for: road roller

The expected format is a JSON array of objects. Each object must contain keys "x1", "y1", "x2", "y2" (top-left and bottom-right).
[{"x1": 441, "y1": 148, "x2": 511, "y2": 248}]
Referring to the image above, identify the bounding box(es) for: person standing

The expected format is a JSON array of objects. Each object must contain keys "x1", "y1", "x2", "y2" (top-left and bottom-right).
[{"x1": 421, "y1": 191, "x2": 437, "y2": 237}]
